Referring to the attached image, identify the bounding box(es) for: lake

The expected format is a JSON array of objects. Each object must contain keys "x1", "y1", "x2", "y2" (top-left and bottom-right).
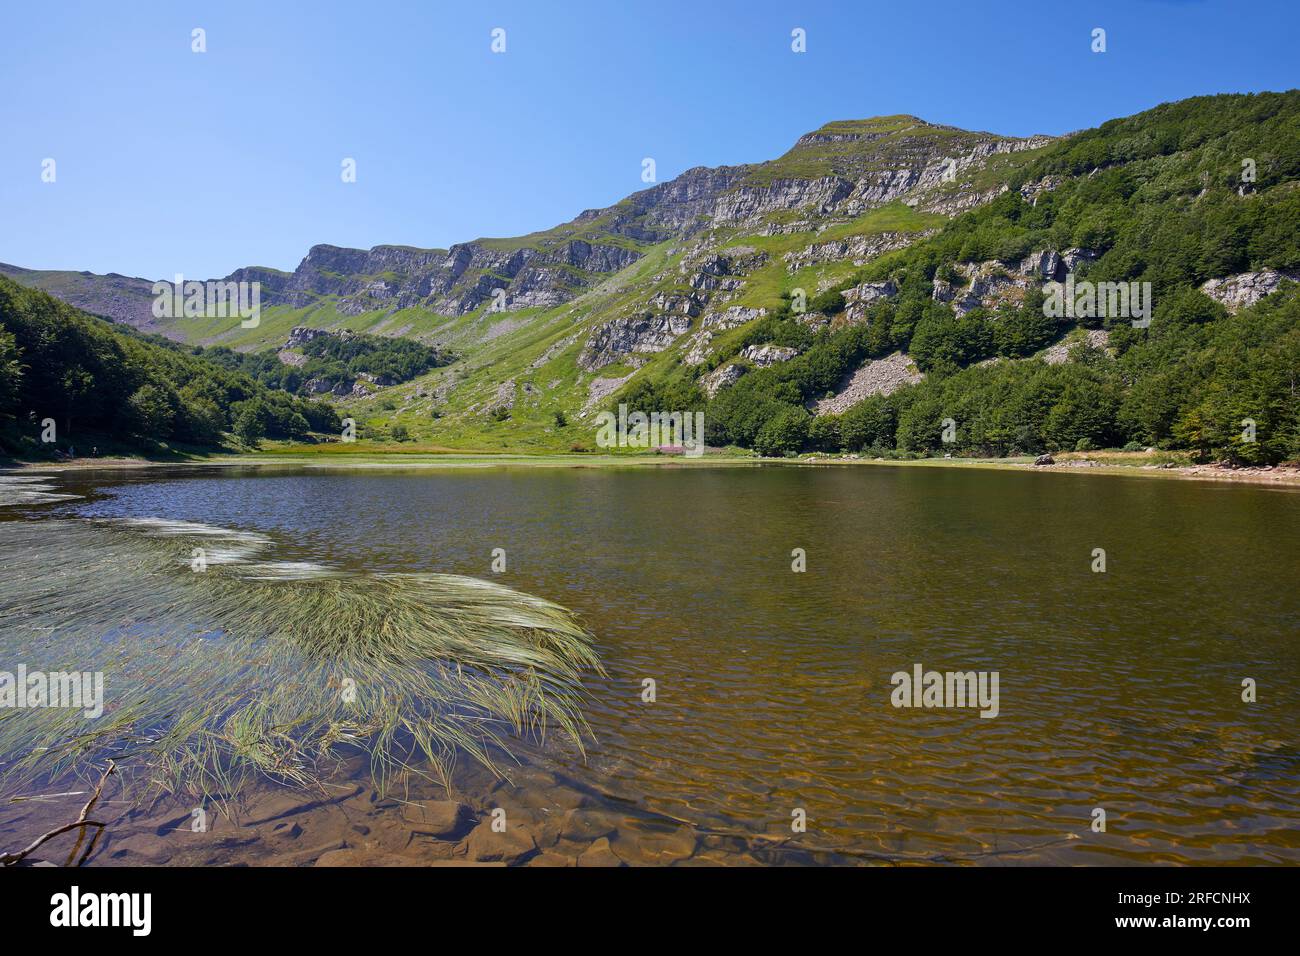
[{"x1": 1, "y1": 462, "x2": 1297, "y2": 865}]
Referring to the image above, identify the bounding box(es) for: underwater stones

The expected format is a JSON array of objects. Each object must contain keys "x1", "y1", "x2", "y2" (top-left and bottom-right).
[
  {"x1": 105, "y1": 834, "x2": 174, "y2": 865},
  {"x1": 314, "y1": 848, "x2": 417, "y2": 867},
  {"x1": 462, "y1": 819, "x2": 539, "y2": 864},
  {"x1": 530, "y1": 851, "x2": 578, "y2": 867},
  {"x1": 425, "y1": 858, "x2": 508, "y2": 867},
  {"x1": 400, "y1": 799, "x2": 474, "y2": 839},
  {"x1": 611, "y1": 827, "x2": 698, "y2": 865},
  {"x1": 276, "y1": 840, "x2": 350, "y2": 866},
  {"x1": 239, "y1": 785, "x2": 363, "y2": 826},
  {"x1": 557, "y1": 808, "x2": 619, "y2": 843},
  {"x1": 577, "y1": 836, "x2": 627, "y2": 867}
]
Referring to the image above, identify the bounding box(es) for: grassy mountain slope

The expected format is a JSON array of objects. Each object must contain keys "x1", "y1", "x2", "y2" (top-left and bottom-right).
[{"x1": 4, "y1": 94, "x2": 1297, "y2": 462}]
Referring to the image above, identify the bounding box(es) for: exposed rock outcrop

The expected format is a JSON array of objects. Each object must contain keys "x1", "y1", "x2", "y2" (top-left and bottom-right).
[
  {"x1": 701, "y1": 362, "x2": 746, "y2": 397},
  {"x1": 784, "y1": 231, "x2": 936, "y2": 273},
  {"x1": 648, "y1": 290, "x2": 705, "y2": 317},
  {"x1": 815, "y1": 351, "x2": 922, "y2": 415},
  {"x1": 932, "y1": 248, "x2": 1097, "y2": 315},
  {"x1": 228, "y1": 239, "x2": 643, "y2": 319},
  {"x1": 304, "y1": 377, "x2": 353, "y2": 397},
  {"x1": 702, "y1": 305, "x2": 765, "y2": 330},
  {"x1": 712, "y1": 126, "x2": 1052, "y2": 229},
  {"x1": 579, "y1": 313, "x2": 692, "y2": 370},
  {"x1": 681, "y1": 248, "x2": 768, "y2": 289},
  {"x1": 286, "y1": 326, "x2": 337, "y2": 348},
  {"x1": 1039, "y1": 328, "x2": 1112, "y2": 365},
  {"x1": 741, "y1": 344, "x2": 799, "y2": 367},
  {"x1": 680, "y1": 306, "x2": 769, "y2": 366},
  {"x1": 1200, "y1": 269, "x2": 1299, "y2": 313},
  {"x1": 714, "y1": 176, "x2": 856, "y2": 225},
  {"x1": 1019, "y1": 175, "x2": 1065, "y2": 205},
  {"x1": 683, "y1": 331, "x2": 714, "y2": 366},
  {"x1": 842, "y1": 279, "x2": 899, "y2": 323}
]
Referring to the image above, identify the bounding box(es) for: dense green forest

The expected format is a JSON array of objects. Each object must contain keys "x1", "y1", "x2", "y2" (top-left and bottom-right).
[
  {"x1": 0, "y1": 277, "x2": 340, "y2": 456},
  {"x1": 198, "y1": 333, "x2": 449, "y2": 395},
  {"x1": 621, "y1": 92, "x2": 1300, "y2": 464}
]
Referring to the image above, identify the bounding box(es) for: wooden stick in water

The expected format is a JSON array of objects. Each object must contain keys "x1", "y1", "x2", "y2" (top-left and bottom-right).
[{"x1": 0, "y1": 761, "x2": 115, "y2": 867}]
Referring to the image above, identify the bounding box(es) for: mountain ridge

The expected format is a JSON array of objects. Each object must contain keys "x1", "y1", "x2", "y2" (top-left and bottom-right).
[
  {"x1": 0, "y1": 113, "x2": 1049, "y2": 336},
  {"x1": 5, "y1": 91, "x2": 1298, "y2": 465}
]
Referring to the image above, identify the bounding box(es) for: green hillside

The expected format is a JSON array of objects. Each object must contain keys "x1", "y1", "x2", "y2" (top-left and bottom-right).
[
  {"x1": 3, "y1": 93, "x2": 1298, "y2": 464},
  {"x1": 0, "y1": 277, "x2": 339, "y2": 459},
  {"x1": 621, "y1": 92, "x2": 1300, "y2": 464}
]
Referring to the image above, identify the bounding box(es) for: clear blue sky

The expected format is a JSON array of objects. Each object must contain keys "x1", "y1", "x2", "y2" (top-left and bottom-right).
[{"x1": 1, "y1": 0, "x2": 1295, "y2": 280}]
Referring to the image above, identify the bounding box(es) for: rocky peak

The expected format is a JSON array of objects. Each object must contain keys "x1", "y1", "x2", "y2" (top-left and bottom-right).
[{"x1": 3, "y1": 114, "x2": 1054, "y2": 344}]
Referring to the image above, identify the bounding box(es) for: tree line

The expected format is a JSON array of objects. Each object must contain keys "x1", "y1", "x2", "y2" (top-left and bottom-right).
[{"x1": 0, "y1": 277, "x2": 339, "y2": 455}]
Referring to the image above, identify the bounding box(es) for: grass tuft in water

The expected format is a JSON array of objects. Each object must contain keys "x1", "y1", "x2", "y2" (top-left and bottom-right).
[{"x1": 0, "y1": 516, "x2": 602, "y2": 801}]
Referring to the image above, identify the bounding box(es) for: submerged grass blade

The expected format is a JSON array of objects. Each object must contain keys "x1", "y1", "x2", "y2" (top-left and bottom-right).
[{"x1": 0, "y1": 516, "x2": 602, "y2": 800}]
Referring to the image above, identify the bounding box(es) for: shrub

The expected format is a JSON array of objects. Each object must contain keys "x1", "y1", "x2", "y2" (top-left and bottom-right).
[{"x1": 753, "y1": 407, "x2": 809, "y2": 457}]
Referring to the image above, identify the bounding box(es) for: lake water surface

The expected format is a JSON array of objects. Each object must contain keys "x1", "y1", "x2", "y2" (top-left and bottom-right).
[{"x1": 3, "y1": 462, "x2": 1298, "y2": 865}]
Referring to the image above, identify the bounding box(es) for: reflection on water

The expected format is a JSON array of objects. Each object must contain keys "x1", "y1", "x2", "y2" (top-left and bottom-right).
[{"x1": 2, "y1": 463, "x2": 1298, "y2": 865}]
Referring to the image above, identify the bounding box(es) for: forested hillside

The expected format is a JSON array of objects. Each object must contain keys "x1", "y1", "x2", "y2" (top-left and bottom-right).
[
  {"x1": 0, "y1": 277, "x2": 339, "y2": 457},
  {"x1": 624, "y1": 92, "x2": 1300, "y2": 463},
  {"x1": 198, "y1": 332, "x2": 450, "y2": 397}
]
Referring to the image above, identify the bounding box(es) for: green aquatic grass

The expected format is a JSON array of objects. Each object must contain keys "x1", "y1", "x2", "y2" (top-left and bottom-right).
[{"x1": 0, "y1": 512, "x2": 602, "y2": 801}]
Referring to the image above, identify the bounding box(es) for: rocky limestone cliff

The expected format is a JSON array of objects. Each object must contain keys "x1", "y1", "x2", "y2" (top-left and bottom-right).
[
  {"x1": 241, "y1": 239, "x2": 643, "y2": 318},
  {"x1": 931, "y1": 248, "x2": 1098, "y2": 315},
  {"x1": 4, "y1": 114, "x2": 1057, "y2": 347}
]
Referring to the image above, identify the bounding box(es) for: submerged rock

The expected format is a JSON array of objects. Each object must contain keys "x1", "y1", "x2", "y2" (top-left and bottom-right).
[
  {"x1": 611, "y1": 827, "x2": 698, "y2": 865},
  {"x1": 556, "y1": 808, "x2": 619, "y2": 844},
  {"x1": 400, "y1": 799, "x2": 474, "y2": 839},
  {"x1": 461, "y1": 820, "x2": 538, "y2": 865},
  {"x1": 314, "y1": 848, "x2": 414, "y2": 867},
  {"x1": 576, "y1": 836, "x2": 627, "y2": 867}
]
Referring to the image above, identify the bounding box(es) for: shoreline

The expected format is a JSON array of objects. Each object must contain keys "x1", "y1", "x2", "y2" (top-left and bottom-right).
[{"x1": 5, "y1": 449, "x2": 1299, "y2": 489}]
